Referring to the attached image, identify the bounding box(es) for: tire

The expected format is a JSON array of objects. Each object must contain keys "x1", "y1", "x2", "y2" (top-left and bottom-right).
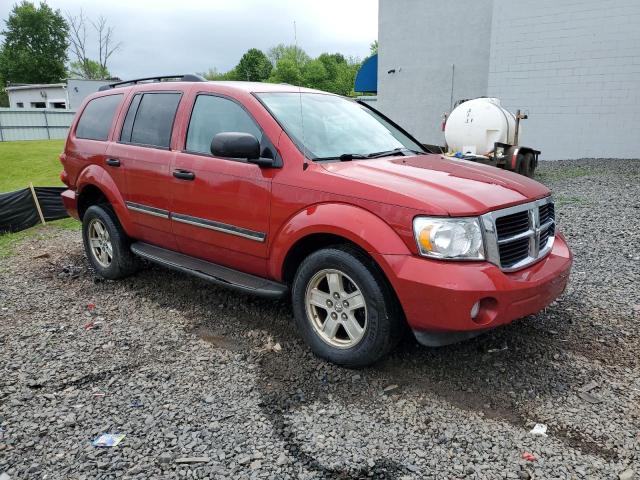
[
  {"x1": 517, "y1": 152, "x2": 535, "y2": 177},
  {"x1": 291, "y1": 246, "x2": 404, "y2": 368},
  {"x1": 82, "y1": 204, "x2": 139, "y2": 280}
]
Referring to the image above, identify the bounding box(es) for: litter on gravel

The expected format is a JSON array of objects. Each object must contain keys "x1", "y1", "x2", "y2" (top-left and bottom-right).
[
  {"x1": 92, "y1": 433, "x2": 126, "y2": 447},
  {"x1": 529, "y1": 423, "x2": 548, "y2": 437}
]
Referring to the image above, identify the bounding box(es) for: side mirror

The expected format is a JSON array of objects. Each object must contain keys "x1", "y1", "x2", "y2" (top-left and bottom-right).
[{"x1": 210, "y1": 132, "x2": 275, "y2": 167}]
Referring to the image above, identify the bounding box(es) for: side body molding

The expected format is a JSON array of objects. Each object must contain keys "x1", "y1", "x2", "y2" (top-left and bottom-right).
[{"x1": 268, "y1": 203, "x2": 411, "y2": 281}]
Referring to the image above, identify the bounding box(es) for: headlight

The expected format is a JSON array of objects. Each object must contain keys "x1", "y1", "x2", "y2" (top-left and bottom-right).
[{"x1": 413, "y1": 217, "x2": 484, "y2": 260}]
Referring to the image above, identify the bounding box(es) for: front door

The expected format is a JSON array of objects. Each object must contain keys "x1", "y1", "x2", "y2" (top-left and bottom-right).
[
  {"x1": 170, "y1": 94, "x2": 272, "y2": 277},
  {"x1": 108, "y1": 91, "x2": 182, "y2": 250}
]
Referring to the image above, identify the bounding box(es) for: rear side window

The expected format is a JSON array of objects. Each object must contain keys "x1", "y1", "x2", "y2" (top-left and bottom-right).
[
  {"x1": 120, "y1": 92, "x2": 181, "y2": 148},
  {"x1": 186, "y1": 95, "x2": 262, "y2": 155},
  {"x1": 76, "y1": 94, "x2": 123, "y2": 141}
]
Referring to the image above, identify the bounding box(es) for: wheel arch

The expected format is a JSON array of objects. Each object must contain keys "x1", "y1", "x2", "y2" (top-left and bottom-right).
[
  {"x1": 76, "y1": 165, "x2": 135, "y2": 235},
  {"x1": 270, "y1": 203, "x2": 411, "y2": 284}
]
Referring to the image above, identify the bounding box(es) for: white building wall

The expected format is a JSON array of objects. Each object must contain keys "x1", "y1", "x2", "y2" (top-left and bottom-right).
[
  {"x1": 7, "y1": 86, "x2": 67, "y2": 109},
  {"x1": 488, "y1": 0, "x2": 640, "y2": 159},
  {"x1": 376, "y1": 0, "x2": 493, "y2": 146},
  {"x1": 67, "y1": 79, "x2": 112, "y2": 109}
]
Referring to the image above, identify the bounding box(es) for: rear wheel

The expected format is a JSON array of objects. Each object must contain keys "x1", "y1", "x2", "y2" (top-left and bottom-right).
[
  {"x1": 291, "y1": 246, "x2": 404, "y2": 367},
  {"x1": 517, "y1": 152, "x2": 535, "y2": 177},
  {"x1": 82, "y1": 205, "x2": 139, "y2": 279}
]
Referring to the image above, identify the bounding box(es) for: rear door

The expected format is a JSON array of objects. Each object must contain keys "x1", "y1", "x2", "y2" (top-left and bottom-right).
[
  {"x1": 170, "y1": 93, "x2": 273, "y2": 276},
  {"x1": 69, "y1": 93, "x2": 125, "y2": 192},
  {"x1": 106, "y1": 91, "x2": 182, "y2": 249}
]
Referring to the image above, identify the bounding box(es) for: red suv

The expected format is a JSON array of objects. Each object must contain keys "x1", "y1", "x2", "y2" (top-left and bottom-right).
[{"x1": 60, "y1": 74, "x2": 572, "y2": 367}]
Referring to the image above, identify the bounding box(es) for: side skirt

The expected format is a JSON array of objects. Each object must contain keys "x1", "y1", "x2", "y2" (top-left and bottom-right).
[{"x1": 130, "y1": 242, "x2": 288, "y2": 299}]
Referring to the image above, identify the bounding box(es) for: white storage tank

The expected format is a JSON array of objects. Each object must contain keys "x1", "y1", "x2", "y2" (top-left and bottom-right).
[{"x1": 444, "y1": 98, "x2": 518, "y2": 156}]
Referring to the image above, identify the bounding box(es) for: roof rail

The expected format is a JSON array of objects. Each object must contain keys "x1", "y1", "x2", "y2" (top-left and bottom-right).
[{"x1": 98, "y1": 74, "x2": 206, "y2": 91}]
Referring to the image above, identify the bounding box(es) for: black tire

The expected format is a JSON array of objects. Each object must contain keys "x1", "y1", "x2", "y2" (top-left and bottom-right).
[
  {"x1": 517, "y1": 152, "x2": 535, "y2": 177},
  {"x1": 82, "y1": 204, "x2": 139, "y2": 280},
  {"x1": 291, "y1": 246, "x2": 404, "y2": 368}
]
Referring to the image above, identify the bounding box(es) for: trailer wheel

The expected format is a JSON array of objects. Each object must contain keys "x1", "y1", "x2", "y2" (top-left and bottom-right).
[{"x1": 518, "y1": 153, "x2": 535, "y2": 177}]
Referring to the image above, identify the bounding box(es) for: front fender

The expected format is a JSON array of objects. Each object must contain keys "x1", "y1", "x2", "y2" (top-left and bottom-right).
[
  {"x1": 76, "y1": 165, "x2": 135, "y2": 236},
  {"x1": 268, "y1": 203, "x2": 411, "y2": 280}
]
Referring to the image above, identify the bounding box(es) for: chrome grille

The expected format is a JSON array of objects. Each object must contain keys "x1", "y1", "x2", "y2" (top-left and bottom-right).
[
  {"x1": 539, "y1": 203, "x2": 555, "y2": 225},
  {"x1": 480, "y1": 197, "x2": 555, "y2": 272},
  {"x1": 495, "y1": 211, "x2": 530, "y2": 240}
]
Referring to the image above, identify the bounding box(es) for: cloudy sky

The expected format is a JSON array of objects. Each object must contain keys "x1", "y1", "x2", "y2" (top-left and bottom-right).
[{"x1": 0, "y1": 0, "x2": 378, "y2": 79}]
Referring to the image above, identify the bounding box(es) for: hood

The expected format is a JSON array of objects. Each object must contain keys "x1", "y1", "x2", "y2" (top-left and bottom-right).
[{"x1": 320, "y1": 154, "x2": 550, "y2": 216}]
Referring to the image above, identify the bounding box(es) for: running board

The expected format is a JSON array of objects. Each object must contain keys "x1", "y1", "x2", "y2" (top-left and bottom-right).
[{"x1": 130, "y1": 242, "x2": 288, "y2": 299}]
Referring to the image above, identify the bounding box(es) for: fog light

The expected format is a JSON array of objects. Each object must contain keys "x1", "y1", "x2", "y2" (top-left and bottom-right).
[{"x1": 470, "y1": 301, "x2": 480, "y2": 319}]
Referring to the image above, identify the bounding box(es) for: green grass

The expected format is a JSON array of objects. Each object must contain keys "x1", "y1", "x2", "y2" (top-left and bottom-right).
[
  {"x1": 0, "y1": 139, "x2": 66, "y2": 192},
  {"x1": 535, "y1": 166, "x2": 591, "y2": 182},
  {"x1": 0, "y1": 140, "x2": 79, "y2": 258}
]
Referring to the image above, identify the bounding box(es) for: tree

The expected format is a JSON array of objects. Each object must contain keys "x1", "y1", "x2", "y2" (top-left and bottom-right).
[
  {"x1": 200, "y1": 67, "x2": 238, "y2": 81},
  {"x1": 369, "y1": 40, "x2": 378, "y2": 56},
  {"x1": 268, "y1": 58, "x2": 302, "y2": 85},
  {"x1": 236, "y1": 48, "x2": 272, "y2": 82},
  {"x1": 66, "y1": 10, "x2": 120, "y2": 79},
  {"x1": 267, "y1": 44, "x2": 310, "y2": 68},
  {"x1": 0, "y1": 1, "x2": 68, "y2": 84},
  {"x1": 203, "y1": 44, "x2": 362, "y2": 95},
  {"x1": 69, "y1": 59, "x2": 109, "y2": 80}
]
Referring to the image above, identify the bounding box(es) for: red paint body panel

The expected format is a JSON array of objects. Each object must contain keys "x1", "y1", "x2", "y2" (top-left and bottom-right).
[
  {"x1": 378, "y1": 233, "x2": 572, "y2": 332},
  {"x1": 61, "y1": 189, "x2": 79, "y2": 219},
  {"x1": 60, "y1": 81, "x2": 573, "y2": 336}
]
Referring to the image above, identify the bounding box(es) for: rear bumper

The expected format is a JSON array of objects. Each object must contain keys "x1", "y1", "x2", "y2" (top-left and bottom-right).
[
  {"x1": 61, "y1": 189, "x2": 79, "y2": 220},
  {"x1": 378, "y1": 233, "x2": 572, "y2": 336}
]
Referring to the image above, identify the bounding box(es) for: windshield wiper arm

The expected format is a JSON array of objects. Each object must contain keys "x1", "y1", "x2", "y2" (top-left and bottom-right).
[
  {"x1": 313, "y1": 147, "x2": 427, "y2": 162},
  {"x1": 367, "y1": 147, "x2": 427, "y2": 158},
  {"x1": 312, "y1": 153, "x2": 368, "y2": 161}
]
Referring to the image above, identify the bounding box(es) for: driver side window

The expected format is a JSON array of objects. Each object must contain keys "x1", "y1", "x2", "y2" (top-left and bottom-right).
[{"x1": 186, "y1": 95, "x2": 262, "y2": 155}]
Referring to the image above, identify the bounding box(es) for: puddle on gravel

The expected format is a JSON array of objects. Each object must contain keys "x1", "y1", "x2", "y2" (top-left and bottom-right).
[{"x1": 195, "y1": 325, "x2": 244, "y2": 351}]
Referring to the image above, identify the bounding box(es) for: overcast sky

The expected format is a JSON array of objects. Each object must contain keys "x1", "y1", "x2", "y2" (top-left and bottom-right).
[{"x1": 0, "y1": 0, "x2": 378, "y2": 79}]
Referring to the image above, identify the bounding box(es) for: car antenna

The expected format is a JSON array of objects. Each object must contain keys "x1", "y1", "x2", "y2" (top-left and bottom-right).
[{"x1": 293, "y1": 20, "x2": 309, "y2": 171}]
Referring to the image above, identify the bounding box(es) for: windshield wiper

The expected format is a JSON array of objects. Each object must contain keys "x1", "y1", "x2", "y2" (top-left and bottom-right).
[
  {"x1": 367, "y1": 147, "x2": 427, "y2": 158},
  {"x1": 313, "y1": 147, "x2": 427, "y2": 162},
  {"x1": 312, "y1": 153, "x2": 368, "y2": 161}
]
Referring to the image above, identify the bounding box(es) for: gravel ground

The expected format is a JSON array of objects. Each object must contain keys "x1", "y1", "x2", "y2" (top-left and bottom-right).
[{"x1": 1, "y1": 158, "x2": 639, "y2": 479}]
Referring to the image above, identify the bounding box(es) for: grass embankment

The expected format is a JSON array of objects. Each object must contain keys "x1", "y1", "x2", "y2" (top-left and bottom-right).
[{"x1": 0, "y1": 140, "x2": 80, "y2": 257}]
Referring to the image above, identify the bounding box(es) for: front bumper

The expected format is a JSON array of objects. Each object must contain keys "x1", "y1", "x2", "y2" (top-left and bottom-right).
[{"x1": 378, "y1": 233, "x2": 572, "y2": 339}]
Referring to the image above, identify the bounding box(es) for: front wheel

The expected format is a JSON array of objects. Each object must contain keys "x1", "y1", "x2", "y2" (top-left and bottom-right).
[
  {"x1": 291, "y1": 246, "x2": 404, "y2": 368},
  {"x1": 82, "y1": 205, "x2": 139, "y2": 280}
]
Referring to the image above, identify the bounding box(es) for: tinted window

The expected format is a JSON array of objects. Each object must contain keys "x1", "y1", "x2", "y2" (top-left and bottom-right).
[
  {"x1": 186, "y1": 95, "x2": 262, "y2": 155},
  {"x1": 119, "y1": 93, "x2": 142, "y2": 143},
  {"x1": 127, "y1": 92, "x2": 181, "y2": 148},
  {"x1": 75, "y1": 94, "x2": 122, "y2": 141}
]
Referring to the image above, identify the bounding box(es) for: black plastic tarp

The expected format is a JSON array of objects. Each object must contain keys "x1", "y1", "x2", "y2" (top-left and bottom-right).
[
  {"x1": 35, "y1": 187, "x2": 69, "y2": 222},
  {"x1": 0, "y1": 186, "x2": 68, "y2": 234}
]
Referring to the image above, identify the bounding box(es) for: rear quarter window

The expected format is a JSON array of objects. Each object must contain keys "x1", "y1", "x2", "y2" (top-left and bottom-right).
[{"x1": 75, "y1": 94, "x2": 123, "y2": 141}]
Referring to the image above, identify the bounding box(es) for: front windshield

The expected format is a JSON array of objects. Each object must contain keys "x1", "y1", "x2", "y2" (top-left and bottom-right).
[{"x1": 256, "y1": 93, "x2": 424, "y2": 160}]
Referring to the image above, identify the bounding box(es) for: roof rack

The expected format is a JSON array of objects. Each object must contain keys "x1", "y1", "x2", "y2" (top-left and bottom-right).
[{"x1": 98, "y1": 74, "x2": 206, "y2": 91}]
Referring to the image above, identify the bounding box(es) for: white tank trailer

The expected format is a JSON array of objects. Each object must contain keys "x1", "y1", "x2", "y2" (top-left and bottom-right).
[{"x1": 442, "y1": 97, "x2": 539, "y2": 177}]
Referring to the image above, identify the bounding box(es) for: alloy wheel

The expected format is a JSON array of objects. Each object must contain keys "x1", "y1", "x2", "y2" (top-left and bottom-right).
[
  {"x1": 88, "y1": 218, "x2": 113, "y2": 267},
  {"x1": 304, "y1": 268, "x2": 368, "y2": 349}
]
